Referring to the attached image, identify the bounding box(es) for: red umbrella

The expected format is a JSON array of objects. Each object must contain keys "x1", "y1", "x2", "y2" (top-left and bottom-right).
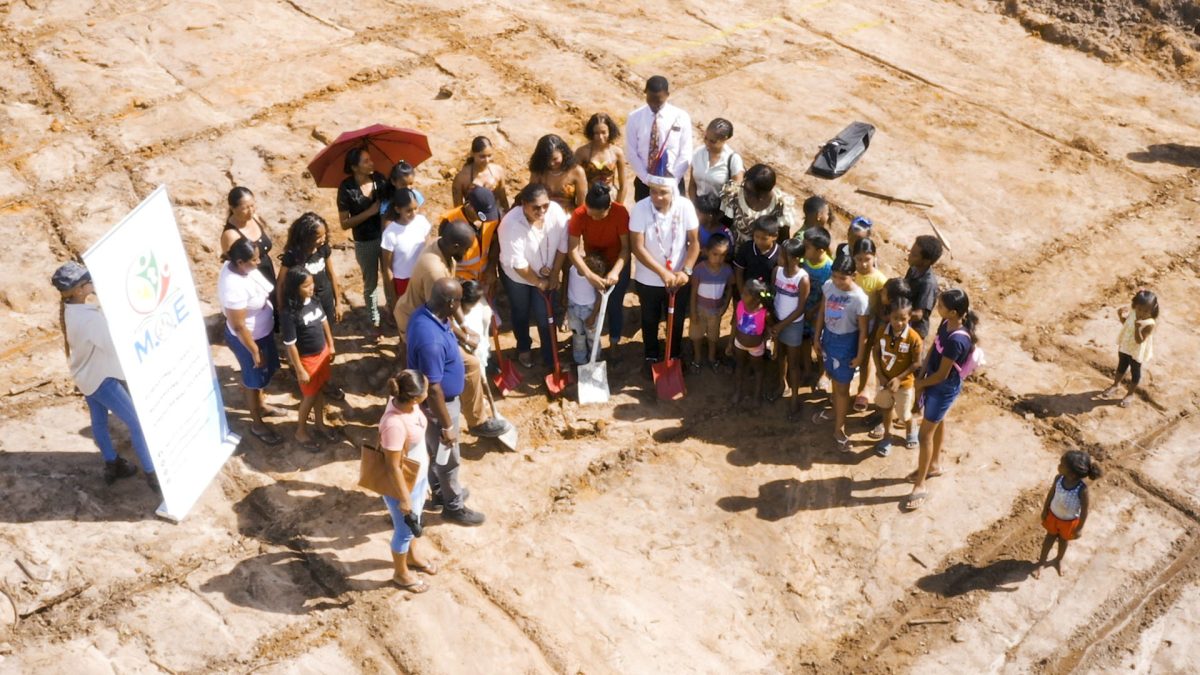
[{"x1": 306, "y1": 124, "x2": 432, "y2": 188}]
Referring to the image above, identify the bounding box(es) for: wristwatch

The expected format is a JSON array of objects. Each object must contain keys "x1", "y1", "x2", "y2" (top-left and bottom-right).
[{"x1": 683, "y1": 265, "x2": 693, "y2": 275}]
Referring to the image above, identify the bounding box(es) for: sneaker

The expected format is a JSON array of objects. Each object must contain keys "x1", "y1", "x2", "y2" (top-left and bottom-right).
[
  {"x1": 103, "y1": 458, "x2": 138, "y2": 484},
  {"x1": 906, "y1": 429, "x2": 920, "y2": 449},
  {"x1": 874, "y1": 439, "x2": 892, "y2": 457},
  {"x1": 145, "y1": 472, "x2": 162, "y2": 495},
  {"x1": 442, "y1": 506, "x2": 486, "y2": 526},
  {"x1": 469, "y1": 418, "x2": 512, "y2": 438}
]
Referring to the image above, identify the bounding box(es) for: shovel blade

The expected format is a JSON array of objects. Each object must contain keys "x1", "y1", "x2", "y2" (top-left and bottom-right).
[
  {"x1": 545, "y1": 369, "x2": 574, "y2": 396},
  {"x1": 493, "y1": 359, "x2": 523, "y2": 395},
  {"x1": 652, "y1": 359, "x2": 686, "y2": 401},
  {"x1": 577, "y1": 362, "x2": 610, "y2": 404}
]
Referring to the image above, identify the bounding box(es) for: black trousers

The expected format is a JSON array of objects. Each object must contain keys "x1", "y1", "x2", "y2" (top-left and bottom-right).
[
  {"x1": 635, "y1": 281, "x2": 689, "y2": 361},
  {"x1": 1116, "y1": 351, "x2": 1142, "y2": 386},
  {"x1": 633, "y1": 177, "x2": 687, "y2": 202}
]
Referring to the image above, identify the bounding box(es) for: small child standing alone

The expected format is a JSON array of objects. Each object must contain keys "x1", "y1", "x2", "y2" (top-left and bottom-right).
[
  {"x1": 1035, "y1": 450, "x2": 1102, "y2": 578},
  {"x1": 567, "y1": 253, "x2": 607, "y2": 365},
  {"x1": 1102, "y1": 290, "x2": 1157, "y2": 408}
]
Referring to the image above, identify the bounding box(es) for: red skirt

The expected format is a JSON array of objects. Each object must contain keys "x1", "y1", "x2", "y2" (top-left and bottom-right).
[{"x1": 298, "y1": 344, "x2": 332, "y2": 397}]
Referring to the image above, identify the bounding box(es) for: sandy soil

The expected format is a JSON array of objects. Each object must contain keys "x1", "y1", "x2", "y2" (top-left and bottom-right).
[{"x1": 2, "y1": 0, "x2": 1200, "y2": 672}]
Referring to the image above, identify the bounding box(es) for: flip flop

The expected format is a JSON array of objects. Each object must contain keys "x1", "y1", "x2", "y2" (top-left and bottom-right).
[
  {"x1": 812, "y1": 409, "x2": 833, "y2": 424},
  {"x1": 410, "y1": 561, "x2": 439, "y2": 576},
  {"x1": 835, "y1": 434, "x2": 853, "y2": 454},
  {"x1": 853, "y1": 394, "x2": 869, "y2": 411},
  {"x1": 869, "y1": 423, "x2": 885, "y2": 440},
  {"x1": 393, "y1": 577, "x2": 430, "y2": 594},
  {"x1": 323, "y1": 386, "x2": 346, "y2": 402},
  {"x1": 312, "y1": 427, "x2": 339, "y2": 443},
  {"x1": 906, "y1": 468, "x2": 944, "y2": 483},
  {"x1": 906, "y1": 430, "x2": 920, "y2": 449},
  {"x1": 905, "y1": 490, "x2": 929, "y2": 511},
  {"x1": 250, "y1": 425, "x2": 284, "y2": 446},
  {"x1": 1119, "y1": 397, "x2": 1134, "y2": 408},
  {"x1": 261, "y1": 406, "x2": 286, "y2": 418}
]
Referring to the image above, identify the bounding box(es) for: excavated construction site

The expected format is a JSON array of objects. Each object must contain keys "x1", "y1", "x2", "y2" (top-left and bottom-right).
[{"x1": 2, "y1": 0, "x2": 1200, "y2": 672}]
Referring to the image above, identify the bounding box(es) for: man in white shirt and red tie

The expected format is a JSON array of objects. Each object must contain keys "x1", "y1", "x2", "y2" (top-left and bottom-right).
[
  {"x1": 626, "y1": 76, "x2": 693, "y2": 201},
  {"x1": 629, "y1": 171, "x2": 701, "y2": 377}
]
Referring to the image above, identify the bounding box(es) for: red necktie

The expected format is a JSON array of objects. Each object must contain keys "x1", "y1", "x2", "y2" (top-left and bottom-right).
[{"x1": 648, "y1": 112, "x2": 660, "y2": 163}]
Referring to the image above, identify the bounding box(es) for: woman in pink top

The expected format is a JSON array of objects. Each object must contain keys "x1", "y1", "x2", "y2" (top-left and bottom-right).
[
  {"x1": 379, "y1": 370, "x2": 438, "y2": 593},
  {"x1": 727, "y1": 278, "x2": 770, "y2": 406}
]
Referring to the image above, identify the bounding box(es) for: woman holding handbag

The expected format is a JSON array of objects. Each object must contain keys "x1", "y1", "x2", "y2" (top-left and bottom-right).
[{"x1": 378, "y1": 369, "x2": 439, "y2": 593}]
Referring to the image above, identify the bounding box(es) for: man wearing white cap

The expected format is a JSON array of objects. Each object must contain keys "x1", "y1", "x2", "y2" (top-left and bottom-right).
[
  {"x1": 626, "y1": 76, "x2": 693, "y2": 201},
  {"x1": 630, "y1": 170, "x2": 701, "y2": 376}
]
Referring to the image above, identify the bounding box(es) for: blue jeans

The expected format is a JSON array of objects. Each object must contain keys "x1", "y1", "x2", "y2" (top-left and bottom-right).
[
  {"x1": 501, "y1": 274, "x2": 557, "y2": 367},
  {"x1": 85, "y1": 377, "x2": 154, "y2": 473},
  {"x1": 568, "y1": 303, "x2": 595, "y2": 365}
]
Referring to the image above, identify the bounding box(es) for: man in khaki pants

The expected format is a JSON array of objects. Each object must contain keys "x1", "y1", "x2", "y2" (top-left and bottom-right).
[{"x1": 393, "y1": 220, "x2": 511, "y2": 439}]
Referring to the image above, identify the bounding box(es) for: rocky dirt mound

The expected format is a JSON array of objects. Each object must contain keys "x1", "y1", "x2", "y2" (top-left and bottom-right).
[{"x1": 998, "y1": 0, "x2": 1200, "y2": 81}]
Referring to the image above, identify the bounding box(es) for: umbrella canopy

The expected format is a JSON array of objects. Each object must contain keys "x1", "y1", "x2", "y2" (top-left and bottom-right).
[{"x1": 307, "y1": 124, "x2": 432, "y2": 188}]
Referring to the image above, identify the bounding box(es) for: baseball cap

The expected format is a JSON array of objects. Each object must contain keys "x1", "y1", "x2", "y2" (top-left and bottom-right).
[
  {"x1": 51, "y1": 261, "x2": 91, "y2": 291},
  {"x1": 466, "y1": 186, "x2": 500, "y2": 221}
]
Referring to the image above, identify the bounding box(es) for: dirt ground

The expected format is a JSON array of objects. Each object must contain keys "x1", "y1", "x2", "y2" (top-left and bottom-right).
[{"x1": 2, "y1": 0, "x2": 1200, "y2": 672}]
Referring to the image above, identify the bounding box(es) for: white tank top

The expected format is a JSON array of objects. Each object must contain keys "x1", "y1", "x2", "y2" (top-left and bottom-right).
[{"x1": 1049, "y1": 475, "x2": 1083, "y2": 520}]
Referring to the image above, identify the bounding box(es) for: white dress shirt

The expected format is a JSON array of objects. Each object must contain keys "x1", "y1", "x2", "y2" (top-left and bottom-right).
[
  {"x1": 498, "y1": 202, "x2": 570, "y2": 285},
  {"x1": 629, "y1": 195, "x2": 699, "y2": 287},
  {"x1": 625, "y1": 102, "x2": 693, "y2": 185},
  {"x1": 64, "y1": 302, "x2": 126, "y2": 396}
]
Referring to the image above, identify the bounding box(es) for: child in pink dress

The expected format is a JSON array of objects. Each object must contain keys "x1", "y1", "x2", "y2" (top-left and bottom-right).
[{"x1": 727, "y1": 278, "x2": 770, "y2": 406}]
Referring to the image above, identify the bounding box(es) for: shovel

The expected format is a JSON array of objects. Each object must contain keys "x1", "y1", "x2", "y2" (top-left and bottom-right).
[
  {"x1": 489, "y1": 310, "x2": 522, "y2": 395},
  {"x1": 482, "y1": 374, "x2": 519, "y2": 451},
  {"x1": 651, "y1": 288, "x2": 686, "y2": 401},
  {"x1": 577, "y1": 287, "x2": 614, "y2": 405},
  {"x1": 542, "y1": 290, "x2": 573, "y2": 396}
]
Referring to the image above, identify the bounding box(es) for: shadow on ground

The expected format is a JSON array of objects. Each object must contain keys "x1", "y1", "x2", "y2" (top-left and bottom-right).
[
  {"x1": 917, "y1": 559, "x2": 1036, "y2": 597},
  {"x1": 1126, "y1": 143, "x2": 1200, "y2": 167}
]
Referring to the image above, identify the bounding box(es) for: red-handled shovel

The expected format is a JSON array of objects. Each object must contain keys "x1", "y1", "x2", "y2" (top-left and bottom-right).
[
  {"x1": 489, "y1": 310, "x2": 522, "y2": 395},
  {"x1": 651, "y1": 288, "x2": 686, "y2": 401},
  {"x1": 542, "y1": 291, "x2": 573, "y2": 396}
]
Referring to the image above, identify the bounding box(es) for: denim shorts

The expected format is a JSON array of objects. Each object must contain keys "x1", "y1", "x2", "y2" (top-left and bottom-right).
[
  {"x1": 226, "y1": 327, "x2": 280, "y2": 390},
  {"x1": 921, "y1": 382, "x2": 961, "y2": 423},
  {"x1": 820, "y1": 330, "x2": 858, "y2": 384},
  {"x1": 778, "y1": 321, "x2": 806, "y2": 347}
]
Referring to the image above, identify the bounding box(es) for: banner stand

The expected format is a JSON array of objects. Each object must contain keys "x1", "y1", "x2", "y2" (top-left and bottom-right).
[{"x1": 83, "y1": 186, "x2": 239, "y2": 522}]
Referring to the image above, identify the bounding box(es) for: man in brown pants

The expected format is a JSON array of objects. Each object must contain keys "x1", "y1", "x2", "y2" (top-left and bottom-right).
[{"x1": 393, "y1": 220, "x2": 511, "y2": 439}]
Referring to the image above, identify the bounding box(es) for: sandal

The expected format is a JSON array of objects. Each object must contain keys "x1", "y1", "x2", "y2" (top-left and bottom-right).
[
  {"x1": 1119, "y1": 396, "x2": 1134, "y2": 408},
  {"x1": 393, "y1": 577, "x2": 430, "y2": 594},
  {"x1": 905, "y1": 490, "x2": 929, "y2": 511},
  {"x1": 409, "y1": 561, "x2": 440, "y2": 576},
  {"x1": 853, "y1": 394, "x2": 869, "y2": 412},
  {"x1": 323, "y1": 386, "x2": 346, "y2": 402},
  {"x1": 295, "y1": 438, "x2": 321, "y2": 453},
  {"x1": 312, "y1": 427, "x2": 339, "y2": 443},
  {"x1": 835, "y1": 433, "x2": 852, "y2": 454},
  {"x1": 812, "y1": 409, "x2": 833, "y2": 424},
  {"x1": 261, "y1": 405, "x2": 286, "y2": 418},
  {"x1": 250, "y1": 425, "x2": 284, "y2": 446},
  {"x1": 689, "y1": 361, "x2": 703, "y2": 374},
  {"x1": 906, "y1": 468, "x2": 944, "y2": 483},
  {"x1": 868, "y1": 423, "x2": 885, "y2": 440},
  {"x1": 905, "y1": 429, "x2": 919, "y2": 449}
]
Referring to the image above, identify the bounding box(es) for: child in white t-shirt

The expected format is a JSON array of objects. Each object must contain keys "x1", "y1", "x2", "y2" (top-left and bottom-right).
[
  {"x1": 459, "y1": 280, "x2": 493, "y2": 369},
  {"x1": 567, "y1": 253, "x2": 607, "y2": 365}
]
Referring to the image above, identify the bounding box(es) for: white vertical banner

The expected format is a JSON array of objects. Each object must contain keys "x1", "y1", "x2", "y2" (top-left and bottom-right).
[{"x1": 82, "y1": 186, "x2": 239, "y2": 521}]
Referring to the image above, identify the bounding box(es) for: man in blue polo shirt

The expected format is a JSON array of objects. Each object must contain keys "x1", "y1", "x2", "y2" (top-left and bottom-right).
[{"x1": 407, "y1": 278, "x2": 485, "y2": 526}]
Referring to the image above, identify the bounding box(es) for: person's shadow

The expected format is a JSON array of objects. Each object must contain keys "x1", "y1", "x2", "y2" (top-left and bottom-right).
[
  {"x1": 1127, "y1": 143, "x2": 1200, "y2": 168},
  {"x1": 717, "y1": 476, "x2": 908, "y2": 521},
  {"x1": 916, "y1": 559, "x2": 1036, "y2": 597},
  {"x1": 1015, "y1": 390, "x2": 1115, "y2": 419}
]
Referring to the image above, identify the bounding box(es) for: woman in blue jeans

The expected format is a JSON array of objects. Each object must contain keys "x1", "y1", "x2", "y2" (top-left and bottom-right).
[
  {"x1": 53, "y1": 261, "x2": 159, "y2": 493},
  {"x1": 497, "y1": 184, "x2": 570, "y2": 368}
]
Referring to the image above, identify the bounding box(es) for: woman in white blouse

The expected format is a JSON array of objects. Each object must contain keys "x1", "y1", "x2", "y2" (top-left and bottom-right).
[
  {"x1": 219, "y1": 238, "x2": 283, "y2": 445},
  {"x1": 688, "y1": 118, "x2": 744, "y2": 201},
  {"x1": 498, "y1": 183, "x2": 569, "y2": 368}
]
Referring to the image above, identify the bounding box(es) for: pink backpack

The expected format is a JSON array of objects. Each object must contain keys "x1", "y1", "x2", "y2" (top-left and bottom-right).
[{"x1": 934, "y1": 329, "x2": 985, "y2": 379}]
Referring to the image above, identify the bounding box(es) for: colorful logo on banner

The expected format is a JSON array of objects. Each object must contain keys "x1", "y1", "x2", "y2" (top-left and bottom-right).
[
  {"x1": 125, "y1": 249, "x2": 189, "y2": 363},
  {"x1": 127, "y1": 251, "x2": 172, "y2": 314}
]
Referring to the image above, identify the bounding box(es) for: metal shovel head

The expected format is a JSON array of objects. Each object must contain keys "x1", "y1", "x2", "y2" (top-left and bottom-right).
[
  {"x1": 493, "y1": 357, "x2": 523, "y2": 395},
  {"x1": 577, "y1": 360, "x2": 610, "y2": 404},
  {"x1": 545, "y1": 368, "x2": 573, "y2": 396},
  {"x1": 652, "y1": 358, "x2": 686, "y2": 401}
]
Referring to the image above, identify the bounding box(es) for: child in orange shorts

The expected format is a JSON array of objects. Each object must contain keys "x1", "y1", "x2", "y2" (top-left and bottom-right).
[{"x1": 1034, "y1": 450, "x2": 1102, "y2": 578}]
